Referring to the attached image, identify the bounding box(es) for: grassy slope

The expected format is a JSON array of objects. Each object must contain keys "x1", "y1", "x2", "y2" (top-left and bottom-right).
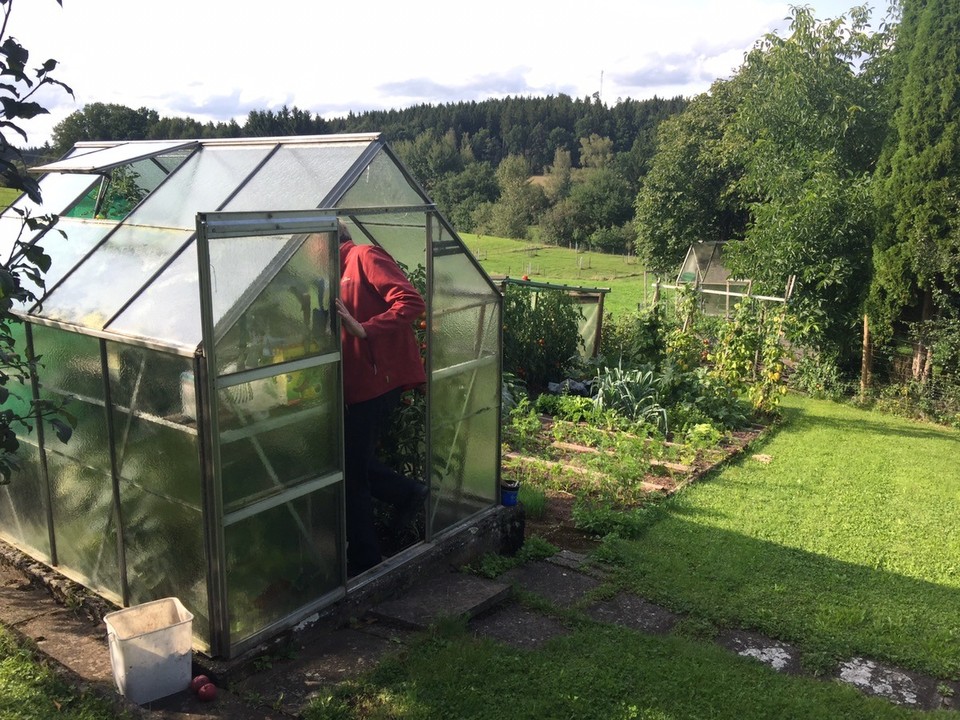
[
  {"x1": 459, "y1": 232, "x2": 658, "y2": 317},
  {"x1": 615, "y1": 393, "x2": 960, "y2": 678}
]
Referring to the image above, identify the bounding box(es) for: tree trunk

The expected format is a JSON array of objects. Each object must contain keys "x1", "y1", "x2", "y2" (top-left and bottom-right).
[
  {"x1": 860, "y1": 313, "x2": 872, "y2": 397},
  {"x1": 912, "y1": 289, "x2": 934, "y2": 382}
]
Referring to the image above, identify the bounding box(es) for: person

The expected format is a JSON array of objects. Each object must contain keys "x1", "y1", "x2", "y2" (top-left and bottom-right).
[{"x1": 334, "y1": 220, "x2": 428, "y2": 576}]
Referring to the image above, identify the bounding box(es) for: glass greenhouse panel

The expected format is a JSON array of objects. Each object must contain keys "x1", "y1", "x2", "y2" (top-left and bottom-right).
[
  {"x1": 38, "y1": 226, "x2": 192, "y2": 329},
  {"x1": 47, "y1": 451, "x2": 120, "y2": 599},
  {"x1": 7, "y1": 172, "x2": 99, "y2": 216},
  {"x1": 224, "y1": 482, "x2": 342, "y2": 645},
  {"x1": 120, "y1": 482, "x2": 208, "y2": 644},
  {"x1": 431, "y1": 300, "x2": 500, "y2": 372},
  {"x1": 32, "y1": 326, "x2": 109, "y2": 467},
  {"x1": 430, "y1": 360, "x2": 500, "y2": 533},
  {"x1": 578, "y1": 299, "x2": 601, "y2": 358},
  {"x1": 107, "y1": 344, "x2": 201, "y2": 508},
  {"x1": 215, "y1": 233, "x2": 339, "y2": 373},
  {"x1": 106, "y1": 242, "x2": 201, "y2": 351},
  {"x1": 345, "y1": 213, "x2": 427, "y2": 277},
  {"x1": 0, "y1": 440, "x2": 50, "y2": 561},
  {"x1": 31, "y1": 140, "x2": 197, "y2": 174},
  {"x1": 338, "y1": 149, "x2": 426, "y2": 208},
  {"x1": 128, "y1": 145, "x2": 270, "y2": 230},
  {"x1": 218, "y1": 363, "x2": 340, "y2": 511},
  {"x1": 11, "y1": 219, "x2": 113, "y2": 313},
  {"x1": 224, "y1": 143, "x2": 370, "y2": 211},
  {"x1": 62, "y1": 160, "x2": 178, "y2": 221}
]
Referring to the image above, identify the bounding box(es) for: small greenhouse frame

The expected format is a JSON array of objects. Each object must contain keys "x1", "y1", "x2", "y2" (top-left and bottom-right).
[
  {"x1": 672, "y1": 241, "x2": 794, "y2": 317},
  {"x1": 0, "y1": 134, "x2": 503, "y2": 658},
  {"x1": 495, "y1": 277, "x2": 609, "y2": 358}
]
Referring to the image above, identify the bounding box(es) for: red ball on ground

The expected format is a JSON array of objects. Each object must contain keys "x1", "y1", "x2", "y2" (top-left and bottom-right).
[{"x1": 197, "y1": 682, "x2": 218, "y2": 702}]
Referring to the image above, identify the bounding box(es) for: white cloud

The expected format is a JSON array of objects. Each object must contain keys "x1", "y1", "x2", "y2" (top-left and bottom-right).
[{"x1": 11, "y1": 0, "x2": 876, "y2": 147}]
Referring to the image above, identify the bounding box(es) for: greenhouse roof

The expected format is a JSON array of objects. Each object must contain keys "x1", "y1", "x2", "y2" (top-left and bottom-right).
[{"x1": 7, "y1": 133, "x2": 431, "y2": 354}]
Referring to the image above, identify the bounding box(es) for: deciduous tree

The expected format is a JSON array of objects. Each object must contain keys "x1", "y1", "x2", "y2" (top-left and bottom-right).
[{"x1": 0, "y1": 0, "x2": 75, "y2": 480}]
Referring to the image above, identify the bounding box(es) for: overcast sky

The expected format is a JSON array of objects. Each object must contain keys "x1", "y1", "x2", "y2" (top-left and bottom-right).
[{"x1": 15, "y1": 0, "x2": 880, "y2": 147}]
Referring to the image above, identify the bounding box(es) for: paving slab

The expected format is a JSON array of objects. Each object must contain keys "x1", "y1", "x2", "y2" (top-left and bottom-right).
[
  {"x1": 502, "y1": 560, "x2": 600, "y2": 608},
  {"x1": 471, "y1": 601, "x2": 571, "y2": 649},
  {"x1": 16, "y1": 607, "x2": 113, "y2": 684},
  {"x1": 585, "y1": 592, "x2": 679, "y2": 635},
  {"x1": 716, "y1": 628, "x2": 803, "y2": 675},
  {"x1": 367, "y1": 571, "x2": 511, "y2": 630},
  {"x1": 835, "y1": 656, "x2": 955, "y2": 711}
]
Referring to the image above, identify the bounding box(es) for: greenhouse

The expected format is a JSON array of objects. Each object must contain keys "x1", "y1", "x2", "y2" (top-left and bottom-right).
[{"x1": 0, "y1": 134, "x2": 503, "y2": 658}]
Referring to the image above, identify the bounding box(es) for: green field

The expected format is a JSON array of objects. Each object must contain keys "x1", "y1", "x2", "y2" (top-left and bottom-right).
[
  {"x1": 460, "y1": 232, "x2": 661, "y2": 317},
  {"x1": 0, "y1": 187, "x2": 21, "y2": 208}
]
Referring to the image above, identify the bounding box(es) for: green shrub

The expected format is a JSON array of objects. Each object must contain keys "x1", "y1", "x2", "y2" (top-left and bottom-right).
[
  {"x1": 599, "y1": 307, "x2": 665, "y2": 369},
  {"x1": 518, "y1": 483, "x2": 547, "y2": 519},
  {"x1": 790, "y1": 352, "x2": 851, "y2": 400}
]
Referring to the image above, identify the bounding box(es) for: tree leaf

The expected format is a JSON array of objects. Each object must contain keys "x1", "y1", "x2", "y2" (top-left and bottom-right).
[{"x1": 51, "y1": 418, "x2": 72, "y2": 444}]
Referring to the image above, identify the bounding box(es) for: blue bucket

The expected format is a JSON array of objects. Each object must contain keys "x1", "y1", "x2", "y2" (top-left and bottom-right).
[{"x1": 501, "y1": 484, "x2": 519, "y2": 506}]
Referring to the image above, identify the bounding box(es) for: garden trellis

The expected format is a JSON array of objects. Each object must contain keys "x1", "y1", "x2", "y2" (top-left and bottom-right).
[{"x1": 0, "y1": 134, "x2": 502, "y2": 658}]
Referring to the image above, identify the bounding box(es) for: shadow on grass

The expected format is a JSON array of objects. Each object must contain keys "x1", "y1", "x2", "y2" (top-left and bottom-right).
[{"x1": 615, "y1": 510, "x2": 960, "y2": 680}]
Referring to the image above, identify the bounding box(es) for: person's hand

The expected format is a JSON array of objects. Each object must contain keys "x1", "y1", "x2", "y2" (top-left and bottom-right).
[{"x1": 335, "y1": 298, "x2": 367, "y2": 339}]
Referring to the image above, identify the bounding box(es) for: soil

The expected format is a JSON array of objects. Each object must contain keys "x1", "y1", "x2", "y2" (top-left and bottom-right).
[{"x1": 523, "y1": 490, "x2": 600, "y2": 552}]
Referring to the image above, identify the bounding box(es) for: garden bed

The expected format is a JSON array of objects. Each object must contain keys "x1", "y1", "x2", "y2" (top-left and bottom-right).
[{"x1": 510, "y1": 419, "x2": 766, "y2": 552}]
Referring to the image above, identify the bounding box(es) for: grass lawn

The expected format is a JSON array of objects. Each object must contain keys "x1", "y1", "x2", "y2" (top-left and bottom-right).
[
  {"x1": 459, "y1": 232, "x2": 659, "y2": 317},
  {"x1": 304, "y1": 394, "x2": 959, "y2": 719},
  {"x1": 607, "y1": 394, "x2": 960, "y2": 678},
  {"x1": 0, "y1": 627, "x2": 129, "y2": 720},
  {"x1": 307, "y1": 622, "x2": 938, "y2": 720}
]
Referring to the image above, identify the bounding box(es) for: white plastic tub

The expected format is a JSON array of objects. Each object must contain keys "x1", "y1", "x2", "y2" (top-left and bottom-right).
[{"x1": 104, "y1": 597, "x2": 194, "y2": 705}]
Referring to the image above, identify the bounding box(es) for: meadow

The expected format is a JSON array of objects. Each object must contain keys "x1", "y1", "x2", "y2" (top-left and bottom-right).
[{"x1": 460, "y1": 232, "x2": 659, "y2": 318}]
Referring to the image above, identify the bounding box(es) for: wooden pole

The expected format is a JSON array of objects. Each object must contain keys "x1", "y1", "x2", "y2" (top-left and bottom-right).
[{"x1": 860, "y1": 313, "x2": 872, "y2": 398}]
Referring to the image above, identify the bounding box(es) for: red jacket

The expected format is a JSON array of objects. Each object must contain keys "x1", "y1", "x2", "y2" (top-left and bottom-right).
[{"x1": 339, "y1": 240, "x2": 426, "y2": 405}]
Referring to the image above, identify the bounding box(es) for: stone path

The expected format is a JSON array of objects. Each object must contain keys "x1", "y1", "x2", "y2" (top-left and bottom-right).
[{"x1": 2, "y1": 548, "x2": 958, "y2": 717}]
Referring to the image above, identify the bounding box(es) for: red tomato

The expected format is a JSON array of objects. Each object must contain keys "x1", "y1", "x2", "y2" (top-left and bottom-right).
[
  {"x1": 190, "y1": 675, "x2": 210, "y2": 694},
  {"x1": 197, "y1": 683, "x2": 218, "y2": 702}
]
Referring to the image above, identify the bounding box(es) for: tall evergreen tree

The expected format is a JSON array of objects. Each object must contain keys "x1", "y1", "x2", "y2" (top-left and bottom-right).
[{"x1": 871, "y1": 0, "x2": 960, "y2": 379}]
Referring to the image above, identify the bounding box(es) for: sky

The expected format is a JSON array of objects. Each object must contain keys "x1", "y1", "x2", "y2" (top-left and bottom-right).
[{"x1": 14, "y1": 0, "x2": 881, "y2": 147}]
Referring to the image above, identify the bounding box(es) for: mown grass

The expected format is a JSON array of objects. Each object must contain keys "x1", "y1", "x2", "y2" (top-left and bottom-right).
[
  {"x1": 305, "y1": 621, "x2": 939, "y2": 720},
  {"x1": 304, "y1": 394, "x2": 959, "y2": 718},
  {"x1": 0, "y1": 627, "x2": 129, "y2": 720},
  {"x1": 459, "y1": 231, "x2": 659, "y2": 317},
  {"x1": 607, "y1": 393, "x2": 960, "y2": 678},
  {"x1": 0, "y1": 187, "x2": 20, "y2": 208}
]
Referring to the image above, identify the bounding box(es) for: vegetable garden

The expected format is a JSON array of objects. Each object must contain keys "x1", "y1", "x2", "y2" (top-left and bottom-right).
[{"x1": 499, "y1": 280, "x2": 790, "y2": 544}]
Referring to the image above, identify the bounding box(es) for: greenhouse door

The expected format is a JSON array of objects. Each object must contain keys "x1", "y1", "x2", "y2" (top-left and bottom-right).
[{"x1": 196, "y1": 211, "x2": 345, "y2": 658}]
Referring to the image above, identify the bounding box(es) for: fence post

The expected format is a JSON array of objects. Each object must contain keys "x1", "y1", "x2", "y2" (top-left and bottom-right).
[{"x1": 860, "y1": 313, "x2": 872, "y2": 398}]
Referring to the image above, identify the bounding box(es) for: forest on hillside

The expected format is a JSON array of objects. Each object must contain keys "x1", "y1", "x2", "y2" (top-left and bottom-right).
[{"x1": 29, "y1": 93, "x2": 687, "y2": 256}]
